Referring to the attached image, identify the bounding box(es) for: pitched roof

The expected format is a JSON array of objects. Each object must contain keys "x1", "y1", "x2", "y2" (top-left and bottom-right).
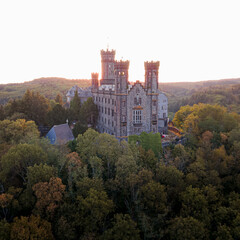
[{"x1": 53, "y1": 123, "x2": 74, "y2": 144}]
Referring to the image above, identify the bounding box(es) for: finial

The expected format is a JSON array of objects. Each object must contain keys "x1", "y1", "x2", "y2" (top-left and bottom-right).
[{"x1": 107, "y1": 36, "x2": 109, "y2": 50}]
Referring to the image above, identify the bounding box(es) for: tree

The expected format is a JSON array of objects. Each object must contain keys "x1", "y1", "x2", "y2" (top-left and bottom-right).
[
  {"x1": 168, "y1": 216, "x2": 208, "y2": 240},
  {"x1": 0, "y1": 119, "x2": 39, "y2": 144},
  {"x1": 72, "y1": 121, "x2": 88, "y2": 138},
  {"x1": 129, "y1": 132, "x2": 162, "y2": 158},
  {"x1": 0, "y1": 193, "x2": 13, "y2": 219},
  {"x1": 140, "y1": 181, "x2": 167, "y2": 215},
  {"x1": 0, "y1": 105, "x2": 5, "y2": 121},
  {"x1": 180, "y1": 186, "x2": 210, "y2": 224},
  {"x1": 10, "y1": 215, "x2": 54, "y2": 240},
  {"x1": 76, "y1": 189, "x2": 114, "y2": 234},
  {"x1": 0, "y1": 143, "x2": 47, "y2": 186},
  {"x1": 0, "y1": 219, "x2": 11, "y2": 240},
  {"x1": 101, "y1": 214, "x2": 141, "y2": 240},
  {"x1": 70, "y1": 90, "x2": 81, "y2": 121},
  {"x1": 47, "y1": 104, "x2": 67, "y2": 126},
  {"x1": 55, "y1": 93, "x2": 63, "y2": 106},
  {"x1": 21, "y1": 90, "x2": 50, "y2": 125},
  {"x1": 27, "y1": 163, "x2": 57, "y2": 190},
  {"x1": 80, "y1": 97, "x2": 99, "y2": 127},
  {"x1": 32, "y1": 177, "x2": 66, "y2": 219}
]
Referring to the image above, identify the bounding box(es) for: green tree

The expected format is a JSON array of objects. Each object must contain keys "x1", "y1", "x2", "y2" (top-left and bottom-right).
[
  {"x1": 47, "y1": 104, "x2": 67, "y2": 126},
  {"x1": 168, "y1": 216, "x2": 208, "y2": 240},
  {"x1": 10, "y1": 215, "x2": 54, "y2": 240},
  {"x1": 72, "y1": 121, "x2": 88, "y2": 138},
  {"x1": 0, "y1": 119, "x2": 39, "y2": 144},
  {"x1": 101, "y1": 214, "x2": 141, "y2": 240},
  {"x1": 0, "y1": 143, "x2": 47, "y2": 186},
  {"x1": 21, "y1": 90, "x2": 50, "y2": 125},
  {"x1": 0, "y1": 219, "x2": 11, "y2": 240},
  {"x1": 80, "y1": 97, "x2": 99, "y2": 127},
  {"x1": 70, "y1": 90, "x2": 81, "y2": 121},
  {"x1": 76, "y1": 188, "x2": 114, "y2": 234}
]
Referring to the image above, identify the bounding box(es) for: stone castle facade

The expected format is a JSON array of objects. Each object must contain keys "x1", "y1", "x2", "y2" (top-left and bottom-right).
[{"x1": 91, "y1": 49, "x2": 168, "y2": 140}]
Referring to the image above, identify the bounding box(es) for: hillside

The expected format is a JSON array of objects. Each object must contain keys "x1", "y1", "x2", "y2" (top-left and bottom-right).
[
  {"x1": 159, "y1": 78, "x2": 240, "y2": 116},
  {"x1": 160, "y1": 78, "x2": 240, "y2": 97},
  {"x1": 1, "y1": 77, "x2": 240, "y2": 114},
  {"x1": 0, "y1": 77, "x2": 91, "y2": 104}
]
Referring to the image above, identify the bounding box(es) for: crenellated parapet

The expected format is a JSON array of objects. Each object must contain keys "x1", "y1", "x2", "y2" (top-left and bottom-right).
[
  {"x1": 114, "y1": 60, "x2": 130, "y2": 71},
  {"x1": 91, "y1": 72, "x2": 99, "y2": 90},
  {"x1": 144, "y1": 61, "x2": 160, "y2": 92},
  {"x1": 144, "y1": 61, "x2": 160, "y2": 71},
  {"x1": 101, "y1": 49, "x2": 116, "y2": 62},
  {"x1": 91, "y1": 72, "x2": 99, "y2": 80}
]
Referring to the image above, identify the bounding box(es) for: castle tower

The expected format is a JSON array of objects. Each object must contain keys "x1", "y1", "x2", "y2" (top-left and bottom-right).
[
  {"x1": 144, "y1": 61, "x2": 160, "y2": 93},
  {"x1": 114, "y1": 60, "x2": 130, "y2": 139},
  {"x1": 100, "y1": 49, "x2": 116, "y2": 84},
  {"x1": 144, "y1": 61, "x2": 160, "y2": 133},
  {"x1": 91, "y1": 72, "x2": 99, "y2": 90}
]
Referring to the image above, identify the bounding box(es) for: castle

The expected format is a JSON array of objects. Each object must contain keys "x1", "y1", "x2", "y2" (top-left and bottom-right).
[
  {"x1": 66, "y1": 49, "x2": 168, "y2": 140},
  {"x1": 92, "y1": 49, "x2": 168, "y2": 140}
]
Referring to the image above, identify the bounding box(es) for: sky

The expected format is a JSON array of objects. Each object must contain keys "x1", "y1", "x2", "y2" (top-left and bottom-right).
[{"x1": 0, "y1": 0, "x2": 239, "y2": 84}]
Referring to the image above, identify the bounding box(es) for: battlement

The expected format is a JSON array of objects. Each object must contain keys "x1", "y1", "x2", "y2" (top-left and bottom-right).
[
  {"x1": 101, "y1": 49, "x2": 116, "y2": 62},
  {"x1": 114, "y1": 60, "x2": 130, "y2": 70},
  {"x1": 144, "y1": 61, "x2": 160, "y2": 70},
  {"x1": 91, "y1": 72, "x2": 99, "y2": 80}
]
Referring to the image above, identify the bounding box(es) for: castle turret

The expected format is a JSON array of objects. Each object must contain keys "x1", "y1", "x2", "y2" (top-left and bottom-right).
[
  {"x1": 144, "y1": 61, "x2": 160, "y2": 133},
  {"x1": 114, "y1": 60, "x2": 129, "y2": 139},
  {"x1": 91, "y1": 72, "x2": 99, "y2": 90},
  {"x1": 144, "y1": 61, "x2": 160, "y2": 93},
  {"x1": 114, "y1": 60, "x2": 129, "y2": 94},
  {"x1": 100, "y1": 49, "x2": 116, "y2": 84}
]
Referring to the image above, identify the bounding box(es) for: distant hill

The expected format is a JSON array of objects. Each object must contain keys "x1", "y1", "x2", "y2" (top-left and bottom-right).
[
  {"x1": 160, "y1": 78, "x2": 240, "y2": 97},
  {"x1": 0, "y1": 77, "x2": 91, "y2": 104},
  {"x1": 160, "y1": 78, "x2": 240, "y2": 115},
  {"x1": 1, "y1": 77, "x2": 240, "y2": 114}
]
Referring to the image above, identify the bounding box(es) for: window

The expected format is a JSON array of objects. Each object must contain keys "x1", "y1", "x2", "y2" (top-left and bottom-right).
[
  {"x1": 134, "y1": 98, "x2": 137, "y2": 105},
  {"x1": 112, "y1": 109, "x2": 114, "y2": 117},
  {"x1": 133, "y1": 110, "x2": 142, "y2": 124},
  {"x1": 153, "y1": 101, "x2": 156, "y2": 106},
  {"x1": 163, "y1": 113, "x2": 166, "y2": 118},
  {"x1": 112, "y1": 99, "x2": 114, "y2": 105},
  {"x1": 105, "y1": 107, "x2": 107, "y2": 114},
  {"x1": 108, "y1": 108, "x2": 110, "y2": 115},
  {"x1": 105, "y1": 98, "x2": 107, "y2": 103}
]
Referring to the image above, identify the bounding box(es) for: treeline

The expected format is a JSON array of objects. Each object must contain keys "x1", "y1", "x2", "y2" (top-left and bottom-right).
[
  {"x1": 0, "y1": 90, "x2": 98, "y2": 137},
  {"x1": 0, "y1": 103, "x2": 240, "y2": 239},
  {"x1": 0, "y1": 77, "x2": 91, "y2": 105},
  {"x1": 169, "y1": 84, "x2": 240, "y2": 114}
]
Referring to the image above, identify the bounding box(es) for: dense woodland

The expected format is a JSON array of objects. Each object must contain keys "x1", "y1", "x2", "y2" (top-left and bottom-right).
[{"x1": 0, "y1": 80, "x2": 240, "y2": 239}]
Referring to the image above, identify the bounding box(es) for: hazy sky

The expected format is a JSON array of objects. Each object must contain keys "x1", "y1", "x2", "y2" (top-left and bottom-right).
[{"x1": 0, "y1": 0, "x2": 239, "y2": 84}]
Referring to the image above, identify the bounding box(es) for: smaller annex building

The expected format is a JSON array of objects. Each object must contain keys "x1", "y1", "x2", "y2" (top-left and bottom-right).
[
  {"x1": 46, "y1": 123, "x2": 74, "y2": 144},
  {"x1": 66, "y1": 85, "x2": 92, "y2": 104}
]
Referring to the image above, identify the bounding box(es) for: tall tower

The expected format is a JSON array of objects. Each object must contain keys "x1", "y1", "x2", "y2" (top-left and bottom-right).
[
  {"x1": 144, "y1": 61, "x2": 160, "y2": 93},
  {"x1": 114, "y1": 60, "x2": 130, "y2": 139},
  {"x1": 91, "y1": 72, "x2": 99, "y2": 91},
  {"x1": 100, "y1": 49, "x2": 115, "y2": 84},
  {"x1": 144, "y1": 61, "x2": 160, "y2": 133}
]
